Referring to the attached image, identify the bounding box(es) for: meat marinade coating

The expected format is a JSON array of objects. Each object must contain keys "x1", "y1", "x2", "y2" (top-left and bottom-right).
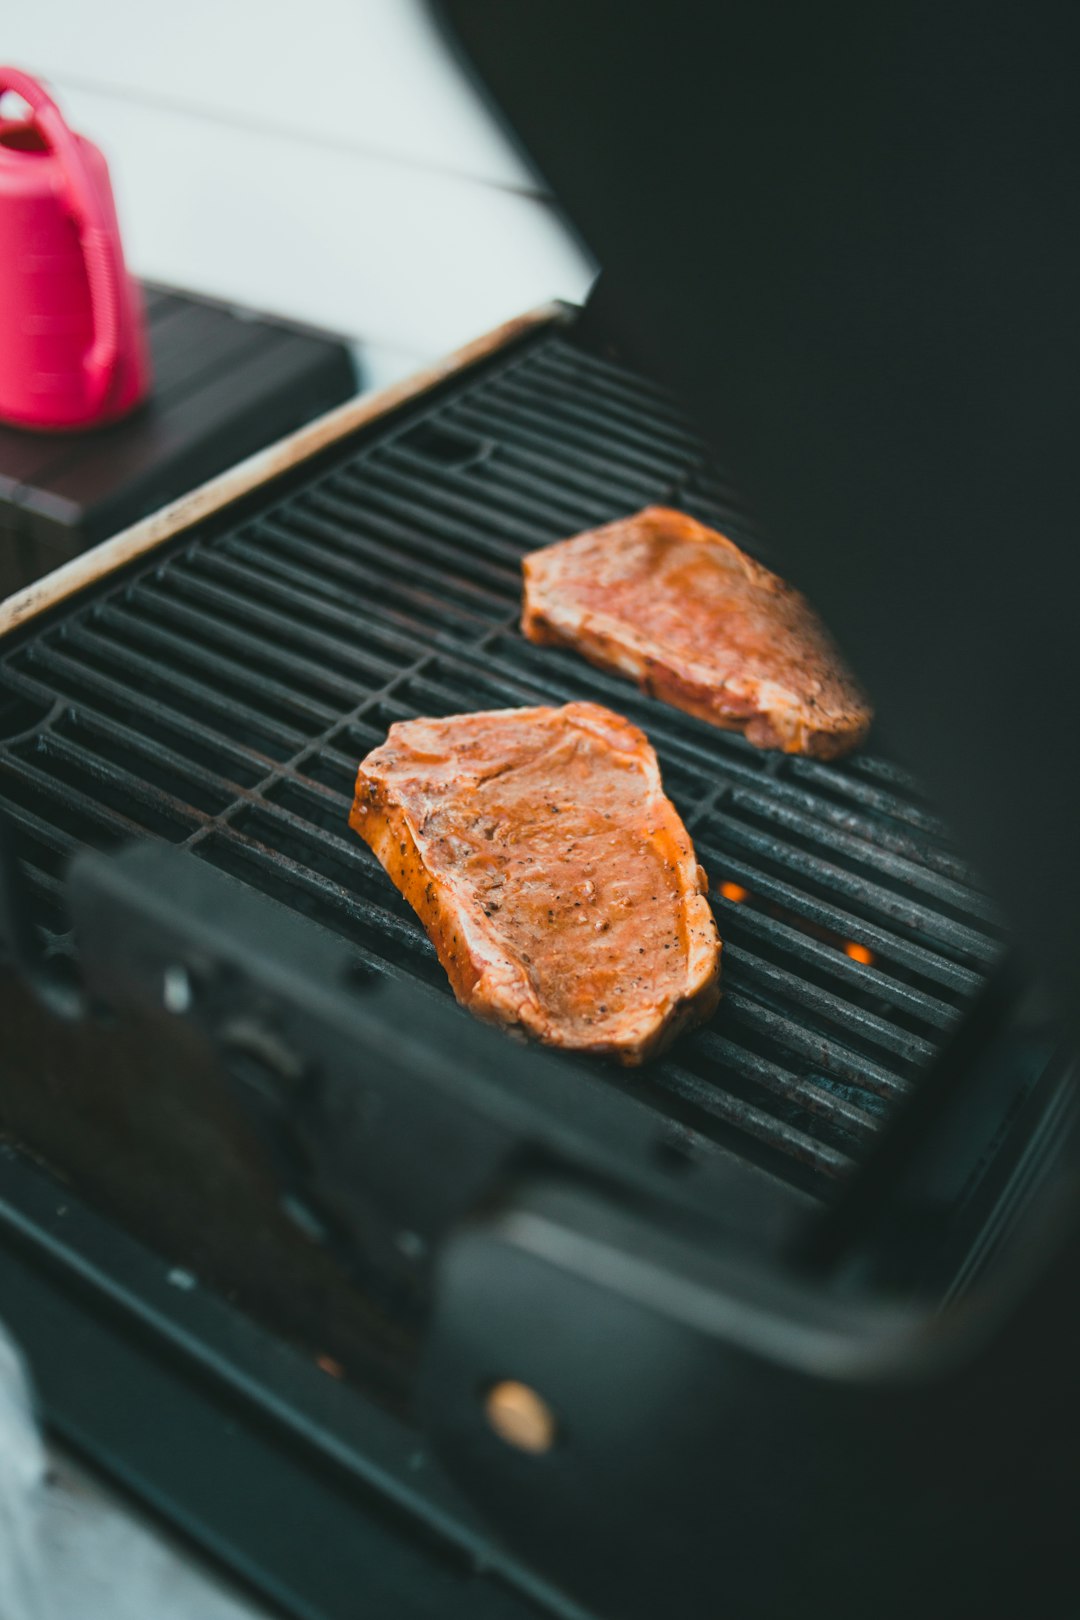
[
  {"x1": 350, "y1": 702, "x2": 721, "y2": 1064},
  {"x1": 522, "y1": 506, "x2": 871, "y2": 759}
]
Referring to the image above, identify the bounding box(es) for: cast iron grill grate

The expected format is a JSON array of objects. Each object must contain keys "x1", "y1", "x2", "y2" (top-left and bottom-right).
[{"x1": 0, "y1": 323, "x2": 1004, "y2": 1195}]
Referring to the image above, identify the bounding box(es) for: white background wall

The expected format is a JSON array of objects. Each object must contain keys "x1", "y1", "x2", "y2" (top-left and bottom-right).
[{"x1": 3, "y1": 1, "x2": 596, "y2": 389}]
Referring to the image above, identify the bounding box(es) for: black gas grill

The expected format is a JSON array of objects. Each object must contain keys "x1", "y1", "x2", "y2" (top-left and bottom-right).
[
  {"x1": 4, "y1": 0, "x2": 1079, "y2": 1610},
  {"x1": 0, "y1": 307, "x2": 1075, "y2": 1620},
  {"x1": 0, "y1": 320, "x2": 1014, "y2": 1199}
]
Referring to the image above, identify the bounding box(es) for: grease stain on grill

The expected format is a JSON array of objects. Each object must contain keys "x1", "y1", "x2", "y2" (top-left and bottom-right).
[{"x1": 0, "y1": 326, "x2": 1006, "y2": 1196}]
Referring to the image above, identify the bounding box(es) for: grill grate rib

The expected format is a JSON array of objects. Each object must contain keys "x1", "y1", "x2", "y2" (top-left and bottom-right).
[{"x1": 0, "y1": 323, "x2": 1005, "y2": 1197}]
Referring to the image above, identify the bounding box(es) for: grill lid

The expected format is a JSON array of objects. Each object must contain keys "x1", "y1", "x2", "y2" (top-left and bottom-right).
[{"x1": 433, "y1": 0, "x2": 1080, "y2": 1046}]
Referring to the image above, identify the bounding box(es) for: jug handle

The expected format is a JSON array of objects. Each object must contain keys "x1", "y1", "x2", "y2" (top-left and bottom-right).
[{"x1": 0, "y1": 68, "x2": 121, "y2": 416}]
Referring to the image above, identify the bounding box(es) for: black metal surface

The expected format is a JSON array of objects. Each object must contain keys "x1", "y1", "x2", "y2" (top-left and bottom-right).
[
  {"x1": 0, "y1": 836, "x2": 1072, "y2": 1620},
  {"x1": 422, "y1": 1157, "x2": 1080, "y2": 1620},
  {"x1": 0, "y1": 1141, "x2": 593, "y2": 1620},
  {"x1": 12, "y1": 836, "x2": 1073, "y2": 1620},
  {"x1": 0, "y1": 318, "x2": 1009, "y2": 1197}
]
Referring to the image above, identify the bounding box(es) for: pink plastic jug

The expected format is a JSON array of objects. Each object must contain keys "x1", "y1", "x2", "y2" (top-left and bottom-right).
[{"x1": 0, "y1": 67, "x2": 150, "y2": 430}]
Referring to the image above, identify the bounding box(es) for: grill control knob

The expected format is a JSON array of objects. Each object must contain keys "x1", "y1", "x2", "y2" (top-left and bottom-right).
[{"x1": 483, "y1": 1381, "x2": 557, "y2": 1454}]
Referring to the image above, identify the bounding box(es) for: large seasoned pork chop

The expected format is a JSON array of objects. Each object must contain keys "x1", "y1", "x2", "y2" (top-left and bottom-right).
[
  {"x1": 350, "y1": 701, "x2": 721, "y2": 1064},
  {"x1": 522, "y1": 507, "x2": 871, "y2": 759}
]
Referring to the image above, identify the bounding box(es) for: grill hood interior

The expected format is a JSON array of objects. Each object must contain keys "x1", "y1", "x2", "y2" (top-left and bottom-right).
[{"x1": 432, "y1": 0, "x2": 1080, "y2": 1046}]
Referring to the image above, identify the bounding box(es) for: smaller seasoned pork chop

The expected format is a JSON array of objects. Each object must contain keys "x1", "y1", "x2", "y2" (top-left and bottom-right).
[
  {"x1": 349, "y1": 702, "x2": 720, "y2": 1064},
  {"x1": 522, "y1": 506, "x2": 871, "y2": 759}
]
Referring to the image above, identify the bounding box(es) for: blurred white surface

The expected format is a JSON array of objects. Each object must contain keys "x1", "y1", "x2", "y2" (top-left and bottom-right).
[
  {"x1": 0, "y1": 1333, "x2": 50, "y2": 1620},
  {"x1": 4, "y1": 0, "x2": 596, "y2": 391},
  {"x1": 0, "y1": 1322, "x2": 269, "y2": 1620},
  {"x1": 40, "y1": 1451, "x2": 270, "y2": 1620}
]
